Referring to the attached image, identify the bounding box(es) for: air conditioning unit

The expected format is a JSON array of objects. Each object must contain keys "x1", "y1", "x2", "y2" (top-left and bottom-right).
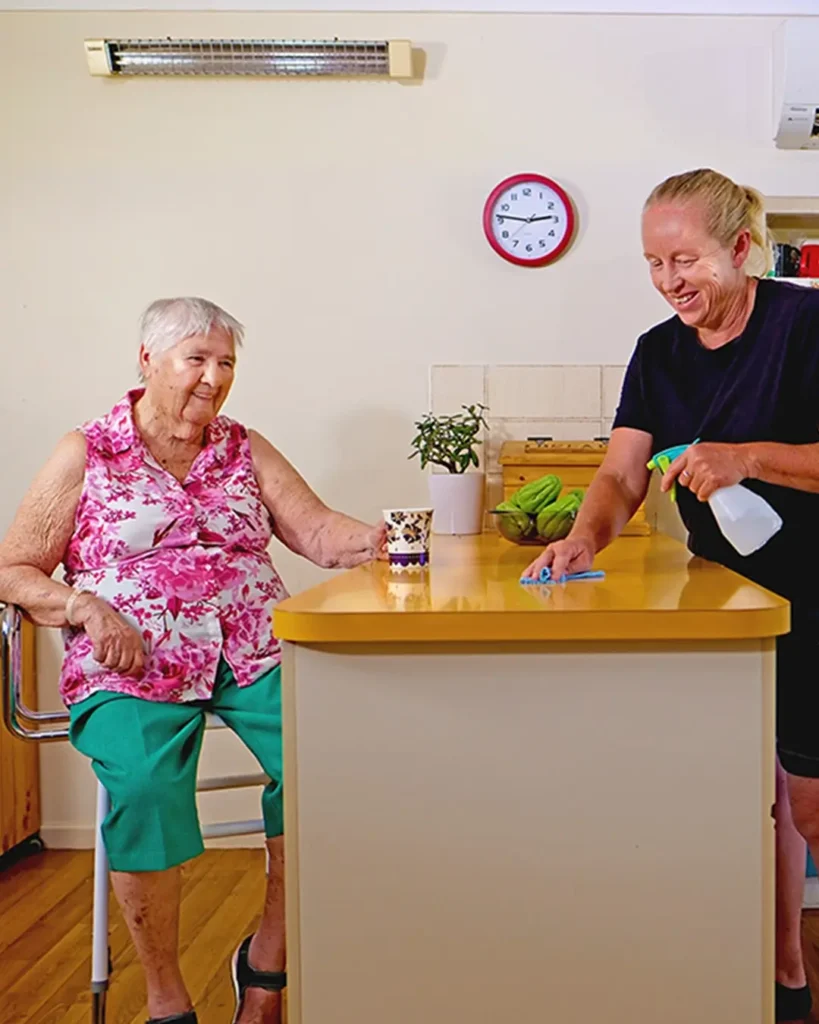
[{"x1": 774, "y1": 19, "x2": 819, "y2": 150}]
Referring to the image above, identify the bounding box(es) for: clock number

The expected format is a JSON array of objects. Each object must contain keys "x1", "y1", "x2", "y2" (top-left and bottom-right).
[
  {"x1": 539, "y1": 239, "x2": 547, "y2": 248},
  {"x1": 525, "y1": 244, "x2": 533, "y2": 253},
  {"x1": 496, "y1": 215, "x2": 504, "y2": 223},
  {"x1": 548, "y1": 229, "x2": 556, "y2": 237},
  {"x1": 522, "y1": 187, "x2": 531, "y2": 197},
  {"x1": 501, "y1": 203, "x2": 510, "y2": 212},
  {"x1": 512, "y1": 240, "x2": 519, "y2": 248},
  {"x1": 539, "y1": 191, "x2": 544, "y2": 199},
  {"x1": 501, "y1": 230, "x2": 509, "y2": 239},
  {"x1": 548, "y1": 202, "x2": 555, "y2": 210},
  {"x1": 510, "y1": 192, "x2": 518, "y2": 201}
]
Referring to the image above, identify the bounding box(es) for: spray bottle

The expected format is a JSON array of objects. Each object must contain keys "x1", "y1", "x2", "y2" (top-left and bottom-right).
[{"x1": 647, "y1": 441, "x2": 782, "y2": 557}]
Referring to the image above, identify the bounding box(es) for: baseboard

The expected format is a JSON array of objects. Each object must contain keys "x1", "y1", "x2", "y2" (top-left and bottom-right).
[{"x1": 40, "y1": 825, "x2": 265, "y2": 850}]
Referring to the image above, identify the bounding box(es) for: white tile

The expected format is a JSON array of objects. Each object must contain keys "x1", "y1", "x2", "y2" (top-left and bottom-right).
[
  {"x1": 484, "y1": 474, "x2": 504, "y2": 518},
  {"x1": 487, "y1": 366, "x2": 600, "y2": 419},
  {"x1": 602, "y1": 365, "x2": 627, "y2": 420},
  {"x1": 485, "y1": 419, "x2": 604, "y2": 471},
  {"x1": 430, "y1": 365, "x2": 486, "y2": 416}
]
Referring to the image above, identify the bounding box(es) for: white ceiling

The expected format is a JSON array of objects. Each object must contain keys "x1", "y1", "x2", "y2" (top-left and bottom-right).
[{"x1": 2, "y1": 0, "x2": 818, "y2": 12}]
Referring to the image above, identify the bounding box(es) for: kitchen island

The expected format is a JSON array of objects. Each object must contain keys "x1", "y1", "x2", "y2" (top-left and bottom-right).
[{"x1": 273, "y1": 532, "x2": 789, "y2": 1024}]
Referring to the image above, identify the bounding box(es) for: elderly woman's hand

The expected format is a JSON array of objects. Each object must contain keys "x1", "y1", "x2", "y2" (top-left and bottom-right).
[
  {"x1": 71, "y1": 593, "x2": 145, "y2": 676},
  {"x1": 371, "y1": 519, "x2": 388, "y2": 561},
  {"x1": 662, "y1": 442, "x2": 752, "y2": 502}
]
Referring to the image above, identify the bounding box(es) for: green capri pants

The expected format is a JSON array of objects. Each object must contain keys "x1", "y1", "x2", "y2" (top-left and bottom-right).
[{"x1": 68, "y1": 658, "x2": 282, "y2": 873}]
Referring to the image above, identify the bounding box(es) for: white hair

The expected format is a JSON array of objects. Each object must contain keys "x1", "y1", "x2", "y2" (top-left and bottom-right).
[{"x1": 139, "y1": 296, "x2": 245, "y2": 358}]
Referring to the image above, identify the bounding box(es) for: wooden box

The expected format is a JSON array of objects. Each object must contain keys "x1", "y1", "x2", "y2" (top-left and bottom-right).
[{"x1": 498, "y1": 438, "x2": 651, "y2": 537}]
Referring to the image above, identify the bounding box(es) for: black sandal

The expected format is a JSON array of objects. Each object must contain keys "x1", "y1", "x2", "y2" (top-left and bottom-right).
[
  {"x1": 231, "y1": 935, "x2": 287, "y2": 1024},
  {"x1": 146, "y1": 1014, "x2": 198, "y2": 1024},
  {"x1": 775, "y1": 981, "x2": 812, "y2": 1022}
]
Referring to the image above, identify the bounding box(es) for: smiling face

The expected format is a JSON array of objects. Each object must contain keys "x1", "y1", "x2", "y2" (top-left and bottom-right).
[
  {"x1": 641, "y1": 201, "x2": 752, "y2": 331},
  {"x1": 139, "y1": 326, "x2": 236, "y2": 429}
]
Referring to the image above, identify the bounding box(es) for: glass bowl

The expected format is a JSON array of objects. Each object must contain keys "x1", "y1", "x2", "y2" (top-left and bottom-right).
[{"x1": 488, "y1": 508, "x2": 544, "y2": 546}]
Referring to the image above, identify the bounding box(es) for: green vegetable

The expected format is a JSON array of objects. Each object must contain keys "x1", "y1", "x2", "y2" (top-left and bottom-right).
[
  {"x1": 495, "y1": 500, "x2": 535, "y2": 541},
  {"x1": 509, "y1": 474, "x2": 562, "y2": 514},
  {"x1": 536, "y1": 491, "x2": 583, "y2": 542}
]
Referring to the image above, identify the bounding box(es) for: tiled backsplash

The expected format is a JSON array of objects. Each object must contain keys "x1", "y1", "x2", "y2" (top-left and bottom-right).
[
  {"x1": 429, "y1": 362, "x2": 687, "y2": 541},
  {"x1": 430, "y1": 364, "x2": 626, "y2": 512},
  {"x1": 486, "y1": 365, "x2": 601, "y2": 420}
]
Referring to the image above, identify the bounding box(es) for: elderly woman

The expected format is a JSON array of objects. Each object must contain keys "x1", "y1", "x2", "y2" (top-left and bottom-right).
[
  {"x1": 524, "y1": 169, "x2": 819, "y2": 1023},
  {"x1": 0, "y1": 297, "x2": 385, "y2": 1024}
]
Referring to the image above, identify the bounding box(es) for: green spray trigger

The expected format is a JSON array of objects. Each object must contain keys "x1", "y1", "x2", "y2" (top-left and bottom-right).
[{"x1": 646, "y1": 439, "x2": 700, "y2": 502}]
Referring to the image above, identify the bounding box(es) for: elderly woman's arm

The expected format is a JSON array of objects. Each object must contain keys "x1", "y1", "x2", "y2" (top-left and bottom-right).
[
  {"x1": 0, "y1": 433, "x2": 144, "y2": 673},
  {"x1": 0, "y1": 432, "x2": 86, "y2": 625},
  {"x1": 249, "y1": 430, "x2": 385, "y2": 569}
]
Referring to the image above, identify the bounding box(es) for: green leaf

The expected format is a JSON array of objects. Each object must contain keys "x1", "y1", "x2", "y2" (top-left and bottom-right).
[{"x1": 408, "y1": 401, "x2": 489, "y2": 473}]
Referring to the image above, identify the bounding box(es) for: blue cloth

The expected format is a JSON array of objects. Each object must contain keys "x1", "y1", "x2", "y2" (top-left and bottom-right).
[{"x1": 520, "y1": 567, "x2": 605, "y2": 585}]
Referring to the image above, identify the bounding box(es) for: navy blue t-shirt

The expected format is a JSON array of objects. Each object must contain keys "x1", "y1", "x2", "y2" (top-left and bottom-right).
[{"x1": 613, "y1": 279, "x2": 819, "y2": 604}]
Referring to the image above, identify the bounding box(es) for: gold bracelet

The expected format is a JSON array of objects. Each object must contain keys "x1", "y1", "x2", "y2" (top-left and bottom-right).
[{"x1": 65, "y1": 589, "x2": 91, "y2": 627}]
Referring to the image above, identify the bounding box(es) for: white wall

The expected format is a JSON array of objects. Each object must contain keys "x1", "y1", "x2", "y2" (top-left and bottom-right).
[
  {"x1": 6, "y1": 2, "x2": 818, "y2": 12},
  {"x1": 2, "y1": 10, "x2": 817, "y2": 842}
]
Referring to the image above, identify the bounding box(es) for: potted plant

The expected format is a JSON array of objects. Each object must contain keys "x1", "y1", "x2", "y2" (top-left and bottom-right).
[{"x1": 409, "y1": 403, "x2": 489, "y2": 535}]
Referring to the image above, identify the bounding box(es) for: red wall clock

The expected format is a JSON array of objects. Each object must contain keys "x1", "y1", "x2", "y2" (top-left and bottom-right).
[{"x1": 483, "y1": 173, "x2": 576, "y2": 267}]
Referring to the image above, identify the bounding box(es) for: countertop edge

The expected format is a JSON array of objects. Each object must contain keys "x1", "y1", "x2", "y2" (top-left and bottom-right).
[{"x1": 273, "y1": 605, "x2": 790, "y2": 644}]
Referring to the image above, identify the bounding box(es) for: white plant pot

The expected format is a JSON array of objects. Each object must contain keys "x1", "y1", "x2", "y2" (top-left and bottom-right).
[{"x1": 428, "y1": 472, "x2": 485, "y2": 535}]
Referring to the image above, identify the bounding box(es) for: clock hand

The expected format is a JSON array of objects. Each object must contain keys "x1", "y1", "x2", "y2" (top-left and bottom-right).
[
  {"x1": 507, "y1": 210, "x2": 560, "y2": 247},
  {"x1": 507, "y1": 220, "x2": 532, "y2": 241},
  {"x1": 501, "y1": 212, "x2": 557, "y2": 244}
]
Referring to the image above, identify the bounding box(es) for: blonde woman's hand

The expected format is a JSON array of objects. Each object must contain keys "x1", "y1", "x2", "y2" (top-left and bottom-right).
[
  {"x1": 522, "y1": 535, "x2": 595, "y2": 583},
  {"x1": 662, "y1": 442, "x2": 751, "y2": 502}
]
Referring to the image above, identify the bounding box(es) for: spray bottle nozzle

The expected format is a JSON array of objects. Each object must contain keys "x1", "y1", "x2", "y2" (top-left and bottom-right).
[{"x1": 646, "y1": 440, "x2": 699, "y2": 502}]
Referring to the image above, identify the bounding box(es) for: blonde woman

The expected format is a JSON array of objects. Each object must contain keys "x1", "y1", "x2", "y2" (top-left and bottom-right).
[{"x1": 525, "y1": 168, "x2": 819, "y2": 1022}]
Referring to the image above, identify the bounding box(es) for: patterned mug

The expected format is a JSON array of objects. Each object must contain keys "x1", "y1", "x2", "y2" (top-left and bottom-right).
[{"x1": 382, "y1": 507, "x2": 434, "y2": 573}]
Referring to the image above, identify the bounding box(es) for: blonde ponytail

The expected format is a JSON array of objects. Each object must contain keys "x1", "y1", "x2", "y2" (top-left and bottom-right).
[{"x1": 742, "y1": 185, "x2": 773, "y2": 276}]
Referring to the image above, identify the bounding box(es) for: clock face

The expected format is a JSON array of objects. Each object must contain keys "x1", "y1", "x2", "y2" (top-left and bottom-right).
[{"x1": 483, "y1": 174, "x2": 575, "y2": 267}]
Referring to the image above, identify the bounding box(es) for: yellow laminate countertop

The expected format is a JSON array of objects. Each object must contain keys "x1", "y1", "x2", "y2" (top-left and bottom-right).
[{"x1": 273, "y1": 532, "x2": 790, "y2": 644}]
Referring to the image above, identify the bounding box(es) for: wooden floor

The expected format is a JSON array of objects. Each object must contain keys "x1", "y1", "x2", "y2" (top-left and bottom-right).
[
  {"x1": 6, "y1": 848, "x2": 819, "y2": 1024},
  {"x1": 0, "y1": 847, "x2": 270, "y2": 1024}
]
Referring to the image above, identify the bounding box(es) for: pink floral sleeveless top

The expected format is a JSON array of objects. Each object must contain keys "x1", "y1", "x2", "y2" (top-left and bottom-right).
[{"x1": 60, "y1": 390, "x2": 288, "y2": 705}]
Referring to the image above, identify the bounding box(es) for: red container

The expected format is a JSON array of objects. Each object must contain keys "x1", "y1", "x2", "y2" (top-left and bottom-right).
[{"x1": 799, "y1": 243, "x2": 819, "y2": 278}]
